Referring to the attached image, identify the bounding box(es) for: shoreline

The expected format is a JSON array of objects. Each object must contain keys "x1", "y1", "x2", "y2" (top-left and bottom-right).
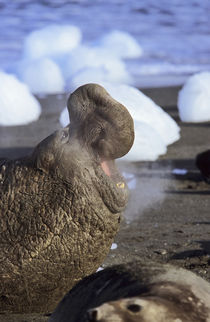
[{"x1": 135, "y1": 73, "x2": 186, "y2": 89}]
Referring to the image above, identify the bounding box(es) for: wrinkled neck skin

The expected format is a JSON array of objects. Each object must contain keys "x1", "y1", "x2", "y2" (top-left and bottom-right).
[
  {"x1": 28, "y1": 136, "x2": 129, "y2": 215},
  {"x1": 56, "y1": 146, "x2": 129, "y2": 215},
  {"x1": 0, "y1": 140, "x2": 129, "y2": 313}
]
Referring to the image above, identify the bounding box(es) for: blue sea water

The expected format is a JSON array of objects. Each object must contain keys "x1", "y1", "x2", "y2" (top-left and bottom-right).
[{"x1": 0, "y1": 0, "x2": 210, "y2": 86}]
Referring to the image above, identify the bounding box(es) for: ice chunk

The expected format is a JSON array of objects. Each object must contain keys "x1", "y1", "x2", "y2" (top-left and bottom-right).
[
  {"x1": 70, "y1": 66, "x2": 132, "y2": 90},
  {"x1": 17, "y1": 27, "x2": 142, "y2": 93},
  {"x1": 64, "y1": 45, "x2": 133, "y2": 86},
  {"x1": 95, "y1": 30, "x2": 143, "y2": 59},
  {"x1": 122, "y1": 120, "x2": 167, "y2": 161},
  {"x1": 111, "y1": 243, "x2": 118, "y2": 250},
  {"x1": 60, "y1": 106, "x2": 69, "y2": 127},
  {"x1": 18, "y1": 58, "x2": 65, "y2": 94},
  {"x1": 0, "y1": 71, "x2": 41, "y2": 126},
  {"x1": 178, "y1": 72, "x2": 210, "y2": 122},
  {"x1": 23, "y1": 24, "x2": 81, "y2": 61}
]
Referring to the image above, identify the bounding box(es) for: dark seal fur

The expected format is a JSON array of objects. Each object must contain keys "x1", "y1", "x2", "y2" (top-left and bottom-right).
[
  {"x1": 196, "y1": 149, "x2": 210, "y2": 183},
  {"x1": 0, "y1": 84, "x2": 134, "y2": 313}
]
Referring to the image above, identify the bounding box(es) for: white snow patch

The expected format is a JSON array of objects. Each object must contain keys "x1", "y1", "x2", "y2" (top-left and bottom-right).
[
  {"x1": 96, "y1": 267, "x2": 104, "y2": 272},
  {"x1": 178, "y1": 71, "x2": 210, "y2": 122},
  {"x1": 0, "y1": 71, "x2": 41, "y2": 126},
  {"x1": 111, "y1": 243, "x2": 118, "y2": 250}
]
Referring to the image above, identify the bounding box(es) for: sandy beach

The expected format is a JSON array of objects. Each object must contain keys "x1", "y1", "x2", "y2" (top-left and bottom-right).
[{"x1": 0, "y1": 84, "x2": 209, "y2": 321}]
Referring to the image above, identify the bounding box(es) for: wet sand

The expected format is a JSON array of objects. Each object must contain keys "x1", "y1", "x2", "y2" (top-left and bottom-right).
[{"x1": 0, "y1": 85, "x2": 209, "y2": 321}]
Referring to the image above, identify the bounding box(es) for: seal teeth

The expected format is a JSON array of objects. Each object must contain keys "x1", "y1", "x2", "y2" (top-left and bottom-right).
[{"x1": 116, "y1": 182, "x2": 125, "y2": 189}]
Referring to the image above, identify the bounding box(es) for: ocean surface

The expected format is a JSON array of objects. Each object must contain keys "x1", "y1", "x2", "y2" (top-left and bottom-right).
[{"x1": 0, "y1": 0, "x2": 210, "y2": 86}]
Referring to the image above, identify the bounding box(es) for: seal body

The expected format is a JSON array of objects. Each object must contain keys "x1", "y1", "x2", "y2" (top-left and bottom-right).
[
  {"x1": 0, "y1": 84, "x2": 134, "y2": 313},
  {"x1": 50, "y1": 261, "x2": 210, "y2": 322}
]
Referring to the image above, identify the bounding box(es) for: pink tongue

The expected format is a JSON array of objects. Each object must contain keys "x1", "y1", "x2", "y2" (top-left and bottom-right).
[{"x1": 101, "y1": 160, "x2": 111, "y2": 177}]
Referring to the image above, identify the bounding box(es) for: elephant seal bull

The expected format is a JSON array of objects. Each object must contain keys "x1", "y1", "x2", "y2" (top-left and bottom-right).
[
  {"x1": 50, "y1": 260, "x2": 210, "y2": 322},
  {"x1": 0, "y1": 84, "x2": 134, "y2": 313}
]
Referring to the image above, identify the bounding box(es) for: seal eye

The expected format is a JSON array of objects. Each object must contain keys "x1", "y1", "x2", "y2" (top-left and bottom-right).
[
  {"x1": 61, "y1": 130, "x2": 69, "y2": 143},
  {"x1": 127, "y1": 304, "x2": 141, "y2": 313}
]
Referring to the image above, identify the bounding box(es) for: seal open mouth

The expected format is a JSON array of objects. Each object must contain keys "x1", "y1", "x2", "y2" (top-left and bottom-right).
[
  {"x1": 100, "y1": 158, "x2": 125, "y2": 189},
  {"x1": 101, "y1": 159, "x2": 112, "y2": 177}
]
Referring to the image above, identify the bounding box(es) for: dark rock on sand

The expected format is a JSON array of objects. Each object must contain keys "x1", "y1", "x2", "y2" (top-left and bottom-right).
[
  {"x1": 49, "y1": 260, "x2": 210, "y2": 322},
  {"x1": 0, "y1": 84, "x2": 134, "y2": 313}
]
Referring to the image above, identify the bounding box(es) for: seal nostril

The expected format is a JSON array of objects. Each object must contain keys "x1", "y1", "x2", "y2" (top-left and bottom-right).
[
  {"x1": 88, "y1": 308, "x2": 99, "y2": 321},
  {"x1": 127, "y1": 304, "x2": 142, "y2": 313}
]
